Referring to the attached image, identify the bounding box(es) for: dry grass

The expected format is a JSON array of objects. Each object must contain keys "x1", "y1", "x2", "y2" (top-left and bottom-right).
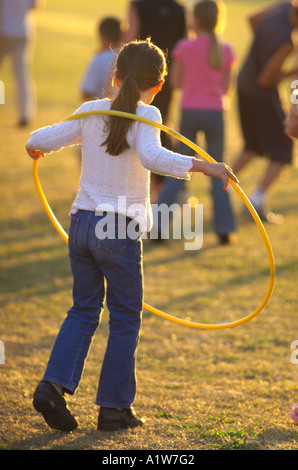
[{"x1": 0, "y1": 0, "x2": 297, "y2": 450}]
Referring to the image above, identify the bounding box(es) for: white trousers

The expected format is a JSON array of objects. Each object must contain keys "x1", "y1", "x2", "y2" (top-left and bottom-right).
[{"x1": 0, "y1": 35, "x2": 35, "y2": 122}]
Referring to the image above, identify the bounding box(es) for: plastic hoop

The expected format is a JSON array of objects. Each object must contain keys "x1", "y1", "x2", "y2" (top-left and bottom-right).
[{"x1": 32, "y1": 109, "x2": 275, "y2": 329}]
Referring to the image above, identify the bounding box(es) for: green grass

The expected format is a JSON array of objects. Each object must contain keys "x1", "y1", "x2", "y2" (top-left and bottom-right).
[{"x1": 0, "y1": 0, "x2": 298, "y2": 450}]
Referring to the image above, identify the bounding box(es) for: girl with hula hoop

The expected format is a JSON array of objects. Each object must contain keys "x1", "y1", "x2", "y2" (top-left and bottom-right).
[{"x1": 26, "y1": 39, "x2": 238, "y2": 433}]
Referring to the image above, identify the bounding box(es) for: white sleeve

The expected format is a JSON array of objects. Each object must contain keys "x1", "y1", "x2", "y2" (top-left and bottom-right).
[
  {"x1": 26, "y1": 105, "x2": 84, "y2": 154},
  {"x1": 136, "y1": 106, "x2": 193, "y2": 179}
]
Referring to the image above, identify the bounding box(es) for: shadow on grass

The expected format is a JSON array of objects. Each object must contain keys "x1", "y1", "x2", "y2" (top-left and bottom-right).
[
  {"x1": 0, "y1": 212, "x2": 72, "y2": 306},
  {"x1": 255, "y1": 426, "x2": 298, "y2": 448},
  {"x1": 6, "y1": 426, "x2": 142, "y2": 450},
  {"x1": 7, "y1": 424, "x2": 298, "y2": 450}
]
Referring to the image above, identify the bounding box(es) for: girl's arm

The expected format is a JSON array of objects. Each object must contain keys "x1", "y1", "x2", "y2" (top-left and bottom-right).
[
  {"x1": 190, "y1": 159, "x2": 238, "y2": 191},
  {"x1": 221, "y1": 58, "x2": 238, "y2": 110},
  {"x1": 26, "y1": 108, "x2": 84, "y2": 159},
  {"x1": 137, "y1": 107, "x2": 238, "y2": 189},
  {"x1": 170, "y1": 59, "x2": 183, "y2": 89},
  {"x1": 136, "y1": 108, "x2": 193, "y2": 179},
  {"x1": 257, "y1": 42, "x2": 294, "y2": 88},
  {"x1": 223, "y1": 60, "x2": 237, "y2": 97}
]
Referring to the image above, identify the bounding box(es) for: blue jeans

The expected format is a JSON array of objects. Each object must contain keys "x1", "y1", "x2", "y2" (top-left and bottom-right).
[
  {"x1": 157, "y1": 109, "x2": 236, "y2": 235},
  {"x1": 42, "y1": 210, "x2": 144, "y2": 408}
]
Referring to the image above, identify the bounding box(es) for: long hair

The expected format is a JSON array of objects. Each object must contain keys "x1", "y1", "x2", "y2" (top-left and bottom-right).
[
  {"x1": 103, "y1": 39, "x2": 167, "y2": 156},
  {"x1": 194, "y1": 0, "x2": 223, "y2": 69}
]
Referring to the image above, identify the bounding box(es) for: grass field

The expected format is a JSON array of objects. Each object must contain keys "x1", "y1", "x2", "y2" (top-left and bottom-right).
[{"x1": 0, "y1": 0, "x2": 297, "y2": 450}]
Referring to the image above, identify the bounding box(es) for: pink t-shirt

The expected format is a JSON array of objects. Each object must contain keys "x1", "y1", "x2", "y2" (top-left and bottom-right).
[{"x1": 172, "y1": 35, "x2": 236, "y2": 111}]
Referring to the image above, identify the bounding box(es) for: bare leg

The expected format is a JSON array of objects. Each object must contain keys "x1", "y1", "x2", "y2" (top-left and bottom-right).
[
  {"x1": 249, "y1": 161, "x2": 284, "y2": 206},
  {"x1": 248, "y1": 161, "x2": 284, "y2": 223},
  {"x1": 233, "y1": 149, "x2": 256, "y2": 174},
  {"x1": 257, "y1": 160, "x2": 284, "y2": 193},
  {"x1": 233, "y1": 150, "x2": 284, "y2": 223},
  {"x1": 11, "y1": 37, "x2": 35, "y2": 125}
]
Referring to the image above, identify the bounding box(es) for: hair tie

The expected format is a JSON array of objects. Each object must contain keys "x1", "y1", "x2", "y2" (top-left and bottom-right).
[{"x1": 125, "y1": 74, "x2": 136, "y2": 81}]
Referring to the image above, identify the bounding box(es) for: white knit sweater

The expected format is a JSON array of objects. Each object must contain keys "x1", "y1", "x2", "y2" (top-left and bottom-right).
[{"x1": 27, "y1": 99, "x2": 194, "y2": 231}]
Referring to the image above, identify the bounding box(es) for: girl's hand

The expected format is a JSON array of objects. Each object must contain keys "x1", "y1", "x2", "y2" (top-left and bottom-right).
[
  {"x1": 26, "y1": 147, "x2": 45, "y2": 160},
  {"x1": 205, "y1": 161, "x2": 239, "y2": 190},
  {"x1": 191, "y1": 160, "x2": 239, "y2": 190}
]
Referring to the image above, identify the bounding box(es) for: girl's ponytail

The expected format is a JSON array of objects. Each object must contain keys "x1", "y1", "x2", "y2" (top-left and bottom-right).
[
  {"x1": 103, "y1": 39, "x2": 167, "y2": 156},
  {"x1": 209, "y1": 29, "x2": 223, "y2": 69},
  {"x1": 104, "y1": 75, "x2": 140, "y2": 156}
]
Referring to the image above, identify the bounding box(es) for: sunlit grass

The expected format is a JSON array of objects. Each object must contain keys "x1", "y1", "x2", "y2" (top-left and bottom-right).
[{"x1": 0, "y1": 0, "x2": 297, "y2": 450}]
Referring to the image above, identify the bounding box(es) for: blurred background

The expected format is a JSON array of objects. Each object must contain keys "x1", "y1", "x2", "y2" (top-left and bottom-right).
[{"x1": 0, "y1": 0, "x2": 297, "y2": 450}]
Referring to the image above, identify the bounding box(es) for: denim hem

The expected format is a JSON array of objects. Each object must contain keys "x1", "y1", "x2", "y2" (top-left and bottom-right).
[
  {"x1": 95, "y1": 400, "x2": 132, "y2": 408},
  {"x1": 42, "y1": 376, "x2": 75, "y2": 395}
]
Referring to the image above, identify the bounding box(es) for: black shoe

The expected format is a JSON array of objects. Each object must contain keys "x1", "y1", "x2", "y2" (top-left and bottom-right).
[
  {"x1": 33, "y1": 381, "x2": 78, "y2": 432},
  {"x1": 218, "y1": 233, "x2": 237, "y2": 245},
  {"x1": 17, "y1": 118, "x2": 30, "y2": 127},
  {"x1": 97, "y1": 406, "x2": 145, "y2": 431}
]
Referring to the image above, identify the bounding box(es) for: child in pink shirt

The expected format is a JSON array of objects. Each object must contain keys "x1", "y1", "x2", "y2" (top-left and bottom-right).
[
  {"x1": 156, "y1": 0, "x2": 237, "y2": 244},
  {"x1": 172, "y1": 33, "x2": 235, "y2": 112}
]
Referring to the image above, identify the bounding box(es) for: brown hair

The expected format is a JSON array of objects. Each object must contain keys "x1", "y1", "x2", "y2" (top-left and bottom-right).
[
  {"x1": 102, "y1": 39, "x2": 167, "y2": 156},
  {"x1": 98, "y1": 17, "x2": 121, "y2": 45},
  {"x1": 194, "y1": 0, "x2": 223, "y2": 69}
]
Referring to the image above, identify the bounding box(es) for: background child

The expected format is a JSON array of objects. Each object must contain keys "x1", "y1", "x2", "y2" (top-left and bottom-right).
[
  {"x1": 80, "y1": 16, "x2": 122, "y2": 101},
  {"x1": 0, "y1": 0, "x2": 42, "y2": 126},
  {"x1": 284, "y1": 97, "x2": 298, "y2": 425},
  {"x1": 123, "y1": 0, "x2": 187, "y2": 150},
  {"x1": 233, "y1": 1, "x2": 298, "y2": 223},
  {"x1": 155, "y1": 0, "x2": 237, "y2": 245},
  {"x1": 26, "y1": 39, "x2": 238, "y2": 433},
  {"x1": 123, "y1": 0, "x2": 188, "y2": 202}
]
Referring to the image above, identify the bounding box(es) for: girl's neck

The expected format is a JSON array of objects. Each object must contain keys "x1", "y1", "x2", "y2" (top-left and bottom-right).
[
  {"x1": 140, "y1": 81, "x2": 164, "y2": 105},
  {"x1": 195, "y1": 27, "x2": 212, "y2": 37},
  {"x1": 194, "y1": 20, "x2": 213, "y2": 37},
  {"x1": 139, "y1": 89, "x2": 155, "y2": 105}
]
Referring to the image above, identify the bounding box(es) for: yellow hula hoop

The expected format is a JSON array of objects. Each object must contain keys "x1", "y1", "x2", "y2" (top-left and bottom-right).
[{"x1": 32, "y1": 109, "x2": 275, "y2": 330}]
